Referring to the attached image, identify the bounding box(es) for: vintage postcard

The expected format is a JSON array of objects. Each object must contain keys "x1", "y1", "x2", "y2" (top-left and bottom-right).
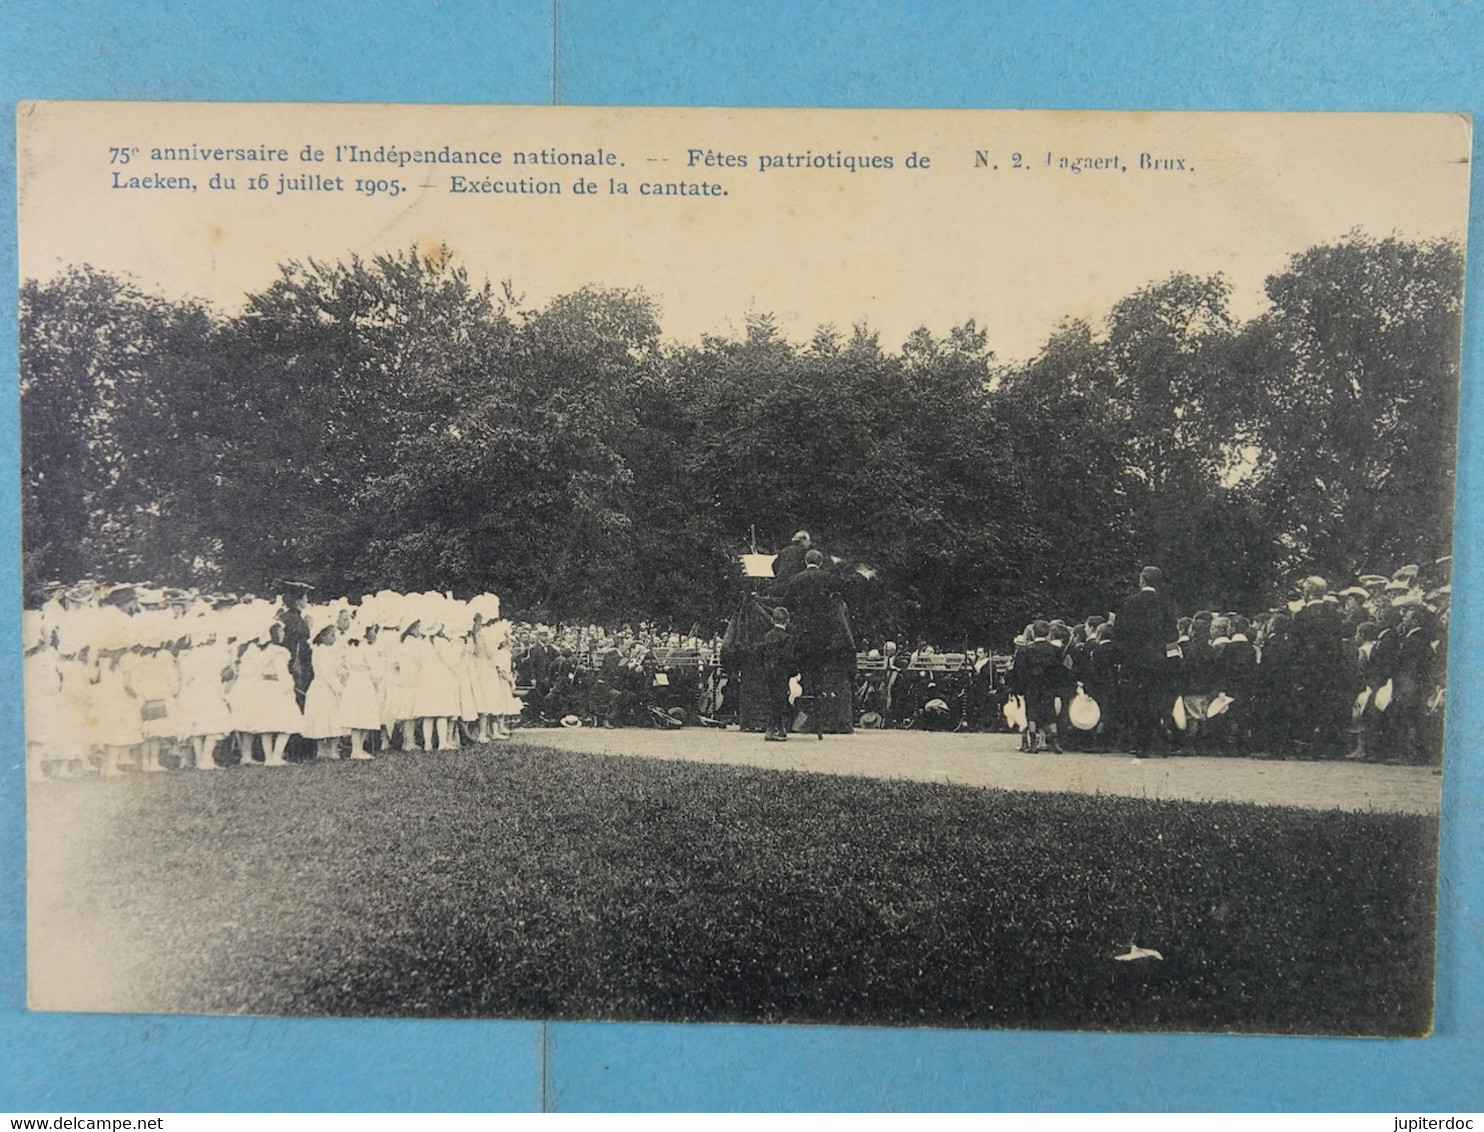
[{"x1": 18, "y1": 103, "x2": 1468, "y2": 1033}]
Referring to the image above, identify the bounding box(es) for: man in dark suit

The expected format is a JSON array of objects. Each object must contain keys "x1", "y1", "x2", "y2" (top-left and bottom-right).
[
  {"x1": 1292, "y1": 576, "x2": 1351, "y2": 758},
  {"x1": 519, "y1": 629, "x2": 560, "y2": 723},
  {"x1": 1389, "y1": 600, "x2": 1440, "y2": 765},
  {"x1": 779, "y1": 549, "x2": 855, "y2": 736},
  {"x1": 770, "y1": 530, "x2": 813, "y2": 593},
  {"x1": 1112, "y1": 566, "x2": 1179, "y2": 756}
]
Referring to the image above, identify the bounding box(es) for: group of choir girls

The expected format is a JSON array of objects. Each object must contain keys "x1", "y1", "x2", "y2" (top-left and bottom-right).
[
  {"x1": 23, "y1": 583, "x2": 523, "y2": 781},
  {"x1": 1006, "y1": 564, "x2": 1449, "y2": 762}
]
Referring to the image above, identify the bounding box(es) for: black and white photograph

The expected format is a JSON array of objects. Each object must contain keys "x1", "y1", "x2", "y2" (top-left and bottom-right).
[{"x1": 17, "y1": 102, "x2": 1469, "y2": 1035}]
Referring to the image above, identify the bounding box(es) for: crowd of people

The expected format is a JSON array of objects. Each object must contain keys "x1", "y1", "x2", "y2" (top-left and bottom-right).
[
  {"x1": 23, "y1": 581, "x2": 522, "y2": 780},
  {"x1": 506, "y1": 621, "x2": 728, "y2": 729},
  {"x1": 22, "y1": 552, "x2": 1451, "y2": 779},
  {"x1": 1001, "y1": 564, "x2": 1450, "y2": 763}
]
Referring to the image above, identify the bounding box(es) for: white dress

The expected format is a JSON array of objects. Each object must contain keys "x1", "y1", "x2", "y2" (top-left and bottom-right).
[
  {"x1": 382, "y1": 634, "x2": 423, "y2": 726},
  {"x1": 300, "y1": 641, "x2": 348, "y2": 739},
  {"x1": 229, "y1": 644, "x2": 303, "y2": 735},
  {"x1": 133, "y1": 649, "x2": 184, "y2": 740},
  {"x1": 337, "y1": 640, "x2": 383, "y2": 731},
  {"x1": 89, "y1": 653, "x2": 143, "y2": 748},
  {"x1": 454, "y1": 635, "x2": 482, "y2": 721},
  {"x1": 415, "y1": 635, "x2": 463, "y2": 718},
  {"x1": 54, "y1": 654, "x2": 92, "y2": 758},
  {"x1": 177, "y1": 641, "x2": 236, "y2": 736},
  {"x1": 24, "y1": 649, "x2": 63, "y2": 751},
  {"x1": 482, "y1": 622, "x2": 523, "y2": 715}
]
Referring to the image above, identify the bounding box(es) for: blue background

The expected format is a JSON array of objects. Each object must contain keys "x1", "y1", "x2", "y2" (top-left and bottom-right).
[{"x1": 2, "y1": 0, "x2": 1480, "y2": 1112}]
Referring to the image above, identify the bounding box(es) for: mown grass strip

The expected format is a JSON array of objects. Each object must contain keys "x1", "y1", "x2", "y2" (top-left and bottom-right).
[{"x1": 29, "y1": 744, "x2": 1436, "y2": 1033}]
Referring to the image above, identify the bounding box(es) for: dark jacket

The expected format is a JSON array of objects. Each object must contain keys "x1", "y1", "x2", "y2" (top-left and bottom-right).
[
  {"x1": 1114, "y1": 587, "x2": 1179, "y2": 669},
  {"x1": 770, "y1": 542, "x2": 812, "y2": 592}
]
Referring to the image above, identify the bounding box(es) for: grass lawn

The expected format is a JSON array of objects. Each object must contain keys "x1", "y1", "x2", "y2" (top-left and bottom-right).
[{"x1": 28, "y1": 743, "x2": 1436, "y2": 1034}]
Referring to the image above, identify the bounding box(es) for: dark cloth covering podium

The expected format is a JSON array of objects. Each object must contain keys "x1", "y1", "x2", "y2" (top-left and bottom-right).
[{"x1": 720, "y1": 595, "x2": 774, "y2": 732}]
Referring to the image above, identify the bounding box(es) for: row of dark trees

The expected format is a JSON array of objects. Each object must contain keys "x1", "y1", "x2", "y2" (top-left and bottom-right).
[{"x1": 20, "y1": 233, "x2": 1463, "y2": 645}]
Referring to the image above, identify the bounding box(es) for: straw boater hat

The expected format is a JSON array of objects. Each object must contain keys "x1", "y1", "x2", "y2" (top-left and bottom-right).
[{"x1": 1068, "y1": 688, "x2": 1101, "y2": 731}]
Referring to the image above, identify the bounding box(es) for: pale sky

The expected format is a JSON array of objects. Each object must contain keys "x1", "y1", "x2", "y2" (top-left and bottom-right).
[{"x1": 17, "y1": 103, "x2": 1472, "y2": 362}]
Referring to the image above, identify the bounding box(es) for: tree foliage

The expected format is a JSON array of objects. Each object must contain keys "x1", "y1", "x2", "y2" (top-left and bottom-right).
[{"x1": 20, "y1": 233, "x2": 1464, "y2": 639}]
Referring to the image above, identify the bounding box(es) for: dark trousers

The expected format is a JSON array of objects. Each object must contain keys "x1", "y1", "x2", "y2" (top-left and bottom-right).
[
  {"x1": 1126, "y1": 668, "x2": 1170, "y2": 752},
  {"x1": 766, "y1": 673, "x2": 792, "y2": 736}
]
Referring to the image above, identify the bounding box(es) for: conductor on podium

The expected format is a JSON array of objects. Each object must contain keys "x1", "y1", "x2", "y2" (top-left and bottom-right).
[{"x1": 770, "y1": 530, "x2": 813, "y2": 592}]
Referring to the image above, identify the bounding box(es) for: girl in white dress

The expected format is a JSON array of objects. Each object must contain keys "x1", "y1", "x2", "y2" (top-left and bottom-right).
[
  {"x1": 453, "y1": 622, "x2": 483, "y2": 745},
  {"x1": 23, "y1": 619, "x2": 61, "y2": 780},
  {"x1": 385, "y1": 620, "x2": 427, "y2": 750},
  {"x1": 300, "y1": 624, "x2": 349, "y2": 760},
  {"x1": 484, "y1": 616, "x2": 523, "y2": 739},
  {"x1": 338, "y1": 627, "x2": 382, "y2": 758},
  {"x1": 230, "y1": 621, "x2": 302, "y2": 767},
  {"x1": 134, "y1": 641, "x2": 183, "y2": 773},
  {"x1": 419, "y1": 618, "x2": 464, "y2": 751},
  {"x1": 177, "y1": 630, "x2": 234, "y2": 770},
  {"x1": 467, "y1": 613, "x2": 520, "y2": 740},
  {"x1": 53, "y1": 630, "x2": 95, "y2": 777},
  {"x1": 92, "y1": 645, "x2": 144, "y2": 777}
]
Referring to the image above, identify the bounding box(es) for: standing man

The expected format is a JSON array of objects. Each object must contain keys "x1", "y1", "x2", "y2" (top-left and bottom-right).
[
  {"x1": 779, "y1": 549, "x2": 855, "y2": 737},
  {"x1": 1112, "y1": 566, "x2": 1180, "y2": 756},
  {"x1": 275, "y1": 582, "x2": 315, "y2": 711},
  {"x1": 1292, "y1": 576, "x2": 1351, "y2": 758},
  {"x1": 761, "y1": 607, "x2": 796, "y2": 741},
  {"x1": 770, "y1": 530, "x2": 813, "y2": 593},
  {"x1": 519, "y1": 628, "x2": 560, "y2": 724}
]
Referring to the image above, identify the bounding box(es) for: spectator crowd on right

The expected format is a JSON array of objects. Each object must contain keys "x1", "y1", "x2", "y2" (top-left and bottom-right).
[{"x1": 997, "y1": 563, "x2": 1448, "y2": 764}]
